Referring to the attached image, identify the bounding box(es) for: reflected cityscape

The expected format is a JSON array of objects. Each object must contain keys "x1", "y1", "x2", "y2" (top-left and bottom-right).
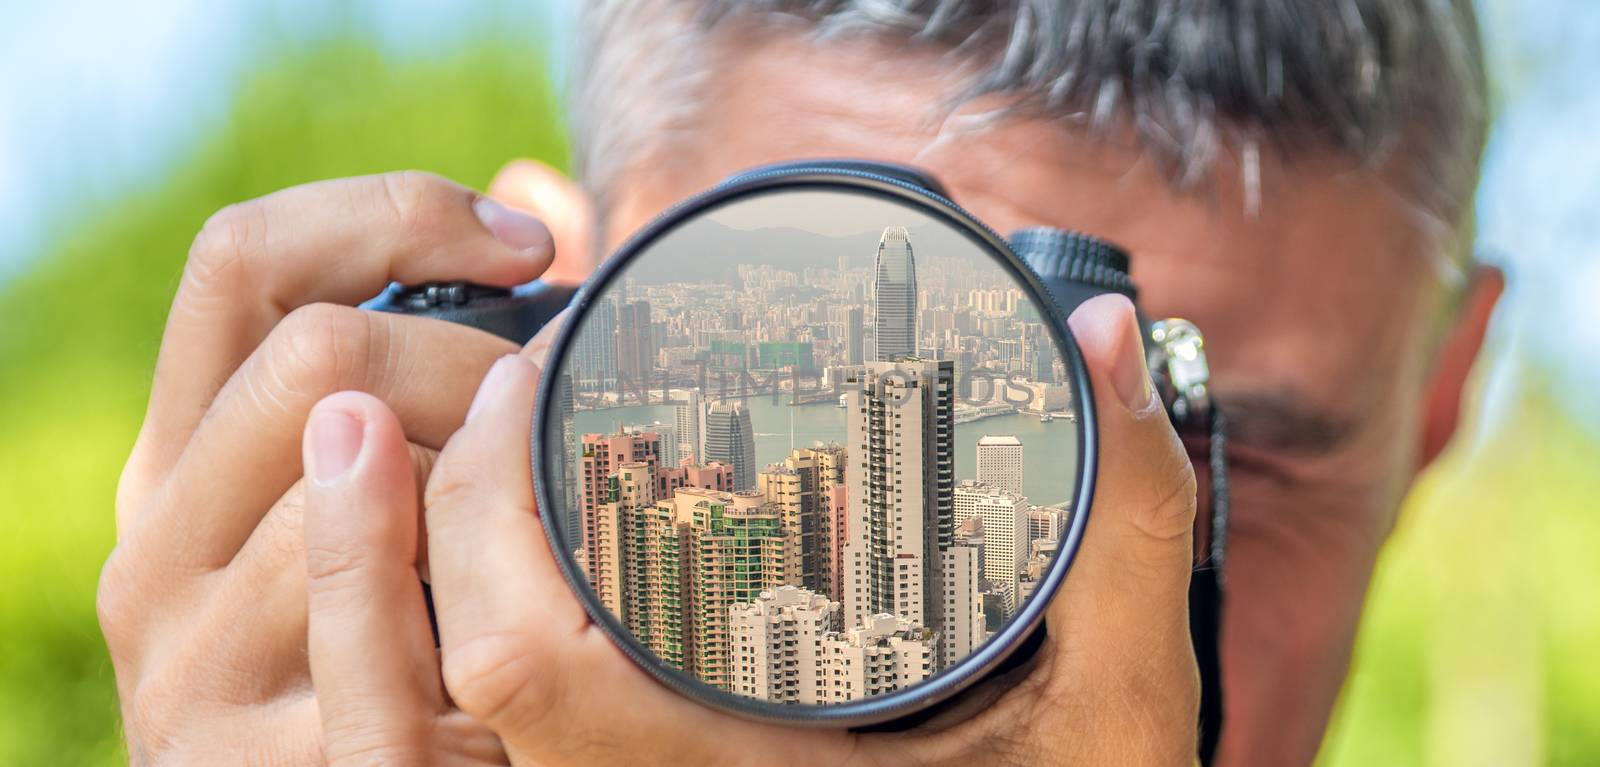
[{"x1": 554, "y1": 196, "x2": 1079, "y2": 704}]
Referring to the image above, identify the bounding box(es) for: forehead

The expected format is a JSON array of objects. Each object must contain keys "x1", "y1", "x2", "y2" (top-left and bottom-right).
[{"x1": 608, "y1": 31, "x2": 1446, "y2": 446}]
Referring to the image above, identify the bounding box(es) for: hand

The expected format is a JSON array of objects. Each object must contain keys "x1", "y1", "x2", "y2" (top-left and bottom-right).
[
  {"x1": 98, "y1": 168, "x2": 573, "y2": 763},
  {"x1": 329, "y1": 292, "x2": 1202, "y2": 765}
]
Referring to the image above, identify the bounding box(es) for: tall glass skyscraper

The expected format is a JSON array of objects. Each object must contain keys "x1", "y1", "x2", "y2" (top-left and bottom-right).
[
  {"x1": 872, "y1": 226, "x2": 917, "y2": 361},
  {"x1": 701, "y1": 401, "x2": 757, "y2": 490}
]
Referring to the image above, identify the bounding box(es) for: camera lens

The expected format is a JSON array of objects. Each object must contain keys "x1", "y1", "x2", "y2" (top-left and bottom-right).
[{"x1": 532, "y1": 172, "x2": 1095, "y2": 726}]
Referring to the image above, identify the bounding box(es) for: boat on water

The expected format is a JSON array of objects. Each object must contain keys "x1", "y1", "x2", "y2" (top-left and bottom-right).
[
  {"x1": 1039, "y1": 412, "x2": 1053, "y2": 423},
  {"x1": 837, "y1": 394, "x2": 848, "y2": 408}
]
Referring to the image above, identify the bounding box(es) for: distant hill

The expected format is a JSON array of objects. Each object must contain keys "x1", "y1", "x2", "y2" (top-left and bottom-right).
[{"x1": 622, "y1": 218, "x2": 982, "y2": 284}]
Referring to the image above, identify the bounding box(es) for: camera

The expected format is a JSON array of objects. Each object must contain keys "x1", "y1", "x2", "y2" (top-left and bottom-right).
[{"x1": 366, "y1": 160, "x2": 1226, "y2": 758}]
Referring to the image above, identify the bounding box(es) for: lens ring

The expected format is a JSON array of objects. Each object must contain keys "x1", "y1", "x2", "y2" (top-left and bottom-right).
[{"x1": 530, "y1": 165, "x2": 1099, "y2": 727}]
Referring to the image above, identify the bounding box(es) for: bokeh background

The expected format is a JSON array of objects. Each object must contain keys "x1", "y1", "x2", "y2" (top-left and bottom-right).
[{"x1": 1, "y1": 1, "x2": 1594, "y2": 764}]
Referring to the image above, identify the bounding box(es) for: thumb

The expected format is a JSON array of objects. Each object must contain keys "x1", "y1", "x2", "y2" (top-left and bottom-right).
[
  {"x1": 1060, "y1": 293, "x2": 1198, "y2": 630},
  {"x1": 487, "y1": 159, "x2": 598, "y2": 286}
]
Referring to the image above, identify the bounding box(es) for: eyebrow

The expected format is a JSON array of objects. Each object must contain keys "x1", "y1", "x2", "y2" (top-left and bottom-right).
[{"x1": 1212, "y1": 390, "x2": 1362, "y2": 455}]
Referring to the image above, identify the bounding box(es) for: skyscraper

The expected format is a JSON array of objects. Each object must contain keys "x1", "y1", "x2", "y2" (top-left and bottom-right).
[
  {"x1": 758, "y1": 445, "x2": 847, "y2": 600},
  {"x1": 675, "y1": 390, "x2": 703, "y2": 464},
  {"x1": 872, "y1": 226, "x2": 917, "y2": 361},
  {"x1": 845, "y1": 305, "x2": 865, "y2": 365},
  {"x1": 841, "y1": 358, "x2": 963, "y2": 667},
  {"x1": 953, "y1": 481, "x2": 1029, "y2": 616},
  {"x1": 578, "y1": 430, "x2": 664, "y2": 613},
  {"x1": 976, "y1": 435, "x2": 1024, "y2": 496},
  {"x1": 595, "y1": 468, "x2": 781, "y2": 685},
  {"x1": 702, "y1": 401, "x2": 757, "y2": 491},
  {"x1": 939, "y1": 541, "x2": 986, "y2": 668},
  {"x1": 684, "y1": 490, "x2": 788, "y2": 690},
  {"x1": 556, "y1": 371, "x2": 579, "y2": 543},
  {"x1": 573, "y1": 295, "x2": 618, "y2": 385},
  {"x1": 615, "y1": 300, "x2": 655, "y2": 383}
]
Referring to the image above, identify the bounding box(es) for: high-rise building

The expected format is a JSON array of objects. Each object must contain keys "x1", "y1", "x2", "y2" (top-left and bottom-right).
[
  {"x1": 702, "y1": 401, "x2": 757, "y2": 491},
  {"x1": 730, "y1": 586, "x2": 840, "y2": 705},
  {"x1": 820, "y1": 613, "x2": 936, "y2": 702},
  {"x1": 730, "y1": 588, "x2": 936, "y2": 705},
  {"x1": 758, "y1": 445, "x2": 847, "y2": 600},
  {"x1": 841, "y1": 358, "x2": 962, "y2": 667},
  {"x1": 659, "y1": 462, "x2": 734, "y2": 496},
  {"x1": 684, "y1": 490, "x2": 788, "y2": 689},
  {"x1": 1023, "y1": 324, "x2": 1056, "y2": 383},
  {"x1": 604, "y1": 478, "x2": 788, "y2": 690},
  {"x1": 939, "y1": 542, "x2": 986, "y2": 668},
  {"x1": 976, "y1": 435, "x2": 1024, "y2": 496},
  {"x1": 1026, "y1": 506, "x2": 1062, "y2": 545},
  {"x1": 953, "y1": 481, "x2": 1029, "y2": 616},
  {"x1": 675, "y1": 390, "x2": 703, "y2": 464},
  {"x1": 628, "y1": 422, "x2": 678, "y2": 468},
  {"x1": 845, "y1": 306, "x2": 865, "y2": 365},
  {"x1": 871, "y1": 227, "x2": 917, "y2": 361},
  {"x1": 578, "y1": 430, "x2": 664, "y2": 613},
  {"x1": 573, "y1": 295, "x2": 618, "y2": 384},
  {"x1": 556, "y1": 371, "x2": 579, "y2": 543},
  {"x1": 616, "y1": 300, "x2": 655, "y2": 383},
  {"x1": 595, "y1": 461, "x2": 657, "y2": 617}
]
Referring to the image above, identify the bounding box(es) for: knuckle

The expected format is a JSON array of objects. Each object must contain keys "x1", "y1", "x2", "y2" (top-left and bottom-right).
[
  {"x1": 267, "y1": 303, "x2": 374, "y2": 396},
  {"x1": 325, "y1": 736, "x2": 429, "y2": 767},
  {"x1": 186, "y1": 201, "x2": 264, "y2": 292},
  {"x1": 377, "y1": 170, "x2": 454, "y2": 240},
  {"x1": 303, "y1": 537, "x2": 376, "y2": 596},
  {"x1": 422, "y1": 456, "x2": 487, "y2": 513},
  {"x1": 96, "y1": 550, "x2": 144, "y2": 650},
  {"x1": 1129, "y1": 435, "x2": 1199, "y2": 545},
  {"x1": 115, "y1": 453, "x2": 156, "y2": 527},
  {"x1": 441, "y1": 630, "x2": 548, "y2": 727},
  {"x1": 122, "y1": 678, "x2": 184, "y2": 761}
]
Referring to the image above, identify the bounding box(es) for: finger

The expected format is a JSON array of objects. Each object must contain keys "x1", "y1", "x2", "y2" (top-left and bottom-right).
[
  {"x1": 150, "y1": 442, "x2": 441, "y2": 700},
  {"x1": 132, "y1": 307, "x2": 513, "y2": 570},
  {"x1": 1043, "y1": 293, "x2": 1200, "y2": 751},
  {"x1": 302, "y1": 391, "x2": 443, "y2": 763},
  {"x1": 130, "y1": 171, "x2": 554, "y2": 497},
  {"x1": 487, "y1": 159, "x2": 597, "y2": 285},
  {"x1": 425, "y1": 353, "x2": 592, "y2": 737},
  {"x1": 1061, "y1": 293, "x2": 1198, "y2": 614}
]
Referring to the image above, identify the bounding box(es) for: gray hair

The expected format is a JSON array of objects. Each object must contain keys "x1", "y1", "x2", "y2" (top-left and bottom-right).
[{"x1": 572, "y1": 0, "x2": 1486, "y2": 258}]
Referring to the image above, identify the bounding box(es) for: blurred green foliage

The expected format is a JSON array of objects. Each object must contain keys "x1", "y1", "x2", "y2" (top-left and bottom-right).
[
  {"x1": 1, "y1": 20, "x2": 1596, "y2": 767},
  {"x1": 1320, "y1": 384, "x2": 1600, "y2": 765},
  {"x1": 0, "y1": 34, "x2": 567, "y2": 764}
]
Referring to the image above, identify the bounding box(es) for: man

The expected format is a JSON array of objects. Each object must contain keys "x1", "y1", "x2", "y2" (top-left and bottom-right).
[{"x1": 99, "y1": 0, "x2": 1500, "y2": 763}]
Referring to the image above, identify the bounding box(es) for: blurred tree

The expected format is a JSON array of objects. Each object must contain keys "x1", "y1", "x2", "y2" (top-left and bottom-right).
[{"x1": 0, "y1": 31, "x2": 567, "y2": 764}]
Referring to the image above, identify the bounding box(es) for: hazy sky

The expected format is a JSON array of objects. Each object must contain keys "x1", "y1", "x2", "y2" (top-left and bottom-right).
[{"x1": 709, "y1": 189, "x2": 939, "y2": 237}]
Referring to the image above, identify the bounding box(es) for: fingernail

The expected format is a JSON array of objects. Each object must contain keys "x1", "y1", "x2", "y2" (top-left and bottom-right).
[
  {"x1": 472, "y1": 195, "x2": 552, "y2": 256},
  {"x1": 467, "y1": 355, "x2": 522, "y2": 423},
  {"x1": 1070, "y1": 294, "x2": 1158, "y2": 414},
  {"x1": 308, "y1": 409, "x2": 364, "y2": 485},
  {"x1": 1111, "y1": 305, "x2": 1158, "y2": 414}
]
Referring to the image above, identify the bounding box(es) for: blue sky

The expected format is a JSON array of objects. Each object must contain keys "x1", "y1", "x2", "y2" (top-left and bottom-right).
[{"x1": 2, "y1": 0, "x2": 1595, "y2": 434}]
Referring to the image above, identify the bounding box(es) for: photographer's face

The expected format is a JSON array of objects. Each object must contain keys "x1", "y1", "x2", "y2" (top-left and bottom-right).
[{"x1": 555, "y1": 30, "x2": 1499, "y2": 767}]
